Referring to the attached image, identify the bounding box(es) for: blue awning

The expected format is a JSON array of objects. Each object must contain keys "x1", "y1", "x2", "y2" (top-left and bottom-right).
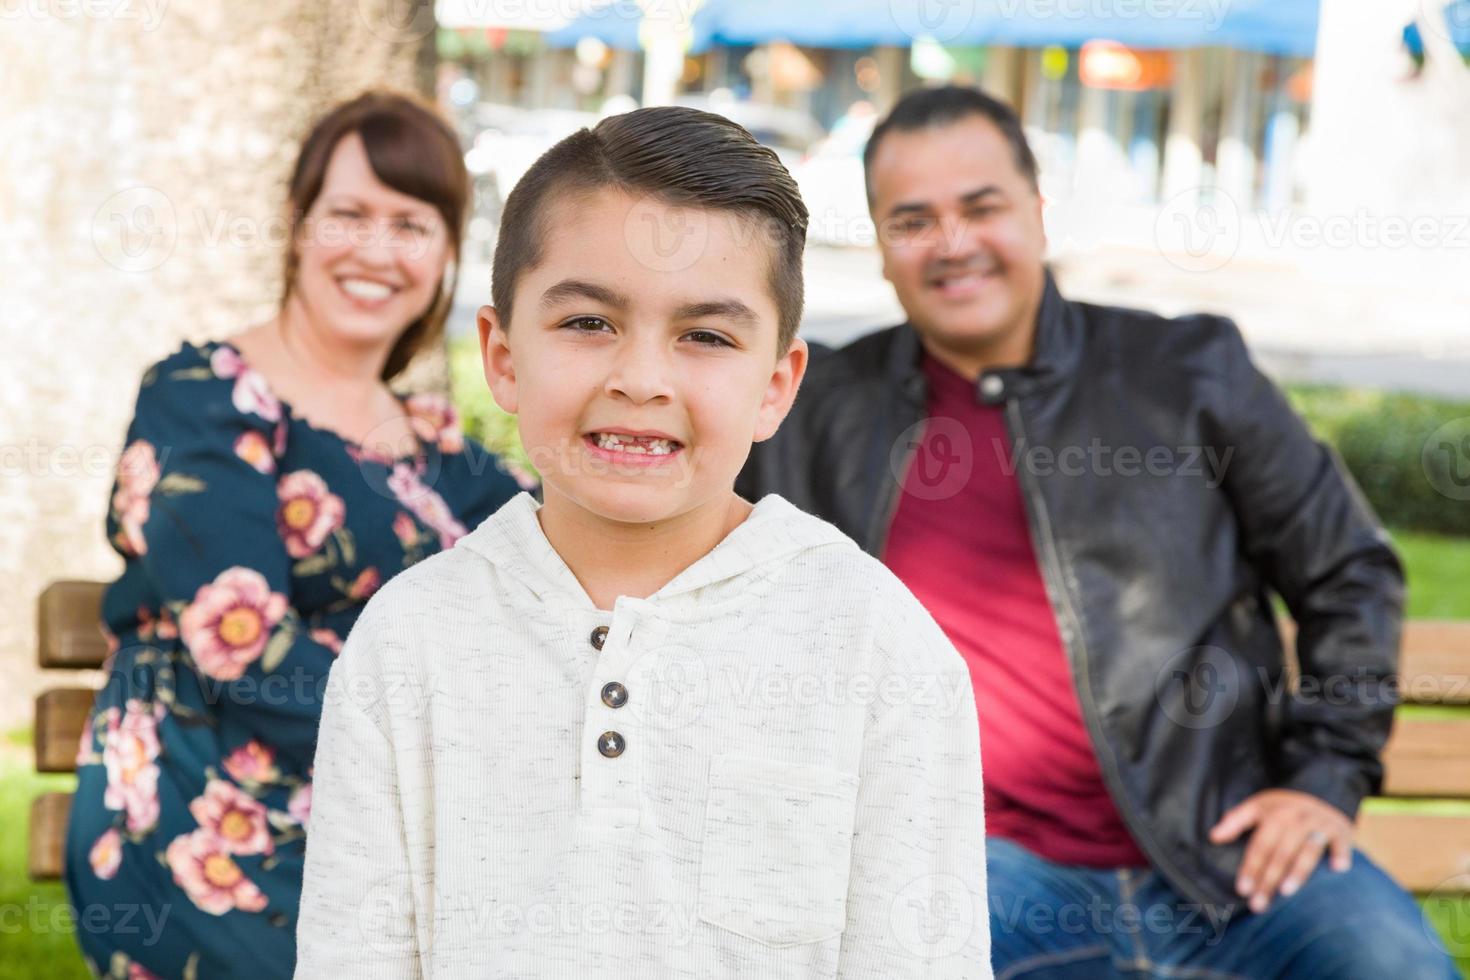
[{"x1": 691, "y1": 0, "x2": 1320, "y2": 57}]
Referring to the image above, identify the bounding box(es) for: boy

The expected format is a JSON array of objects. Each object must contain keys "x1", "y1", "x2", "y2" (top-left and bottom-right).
[{"x1": 296, "y1": 106, "x2": 990, "y2": 979}]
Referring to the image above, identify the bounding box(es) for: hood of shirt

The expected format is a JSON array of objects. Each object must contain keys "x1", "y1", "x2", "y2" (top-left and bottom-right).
[{"x1": 457, "y1": 491, "x2": 854, "y2": 615}]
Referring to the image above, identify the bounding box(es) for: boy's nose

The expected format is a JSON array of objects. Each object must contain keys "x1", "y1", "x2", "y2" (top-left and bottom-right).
[{"x1": 604, "y1": 339, "x2": 676, "y2": 404}]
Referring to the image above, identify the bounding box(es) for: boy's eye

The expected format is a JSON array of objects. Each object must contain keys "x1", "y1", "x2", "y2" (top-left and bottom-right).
[
  {"x1": 684, "y1": 329, "x2": 733, "y2": 348},
  {"x1": 561, "y1": 316, "x2": 613, "y2": 334}
]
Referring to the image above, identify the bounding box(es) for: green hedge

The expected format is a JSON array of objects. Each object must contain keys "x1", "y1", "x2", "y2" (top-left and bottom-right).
[
  {"x1": 445, "y1": 337, "x2": 1470, "y2": 539},
  {"x1": 1288, "y1": 385, "x2": 1470, "y2": 538}
]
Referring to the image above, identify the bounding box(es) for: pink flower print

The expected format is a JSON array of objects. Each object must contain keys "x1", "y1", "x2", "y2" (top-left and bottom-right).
[
  {"x1": 288, "y1": 782, "x2": 312, "y2": 830},
  {"x1": 136, "y1": 605, "x2": 178, "y2": 643},
  {"x1": 188, "y1": 779, "x2": 273, "y2": 856},
  {"x1": 392, "y1": 511, "x2": 419, "y2": 550},
  {"x1": 309, "y1": 627, "x2": 343, "y2": 656},
  {"x1": 387, "y1": 463, "x2": 467, "y2": 550},
  {"x1": 179, "y1": 568, "x2": 288, "y2": 680},
  {"x1": 210, "y1": 346, "x2": 282, "y2": 423},
  {"x1": 101, "y1": 699, "x2": 162, "y2": 833},
  {"x1": 128, "y1": 964, "x2": 161, "y2": 980},
  {"x1": 222, "y1": 740, "x2": 279, "y2": 786},
  {"x1": 89, "y1": 828, "x2": 122, "y2": 880},
  {"x1": 275, "y1": 470, "x2": 346, "y2": 559},
  {"x1": 112, "y1": 439, "x2": 160, "y2": 556},
  {"x1": 347, "y1": 567, "x2": 381, "y2": 600},
  {"x1": 233, "y1": 430, "x2": 276, "y2": 474},
  {"x1": 165, "y1": 829, "x2": 269, "y2": 916},
  {"x1": 405, "y1": 392, "x2": 464, "y2": 454}
]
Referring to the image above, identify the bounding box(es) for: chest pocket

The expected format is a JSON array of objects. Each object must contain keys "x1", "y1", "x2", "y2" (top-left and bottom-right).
[{"x1": 696, "y1": 753, "x2": 860, "y2": 948}]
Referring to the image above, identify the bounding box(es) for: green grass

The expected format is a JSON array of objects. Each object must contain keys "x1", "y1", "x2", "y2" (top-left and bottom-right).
[
  {"x1": 0, "y1": 744, "x2": 90, "y2": 979},
  {"x1": 1396, "y1": 528, "x2": 1470, "y2": 620}
]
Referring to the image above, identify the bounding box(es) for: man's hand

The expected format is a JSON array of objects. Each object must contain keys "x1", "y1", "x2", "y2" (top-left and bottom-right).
[{"x1": 1208, "y1": 789, "x2": 1354, "y2": 914}]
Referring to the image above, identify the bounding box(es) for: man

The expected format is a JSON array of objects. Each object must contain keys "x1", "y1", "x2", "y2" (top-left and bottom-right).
[{"x1": 737, "y1": 86, "x2": 1456, "y2": 977}]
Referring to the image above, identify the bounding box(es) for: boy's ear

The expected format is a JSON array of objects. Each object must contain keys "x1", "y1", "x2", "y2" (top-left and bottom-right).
[
  {"x1": 477, "y1": 305, "x2": 518, "y2": 415},
  {"x1": 752, "y1": 337, "x2": 809, "y2": 444}
]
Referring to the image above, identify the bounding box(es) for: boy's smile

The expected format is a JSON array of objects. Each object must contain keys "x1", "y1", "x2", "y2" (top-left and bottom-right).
[{"x1": 477, "y1": 185, "x2": 806, "y2": 600}]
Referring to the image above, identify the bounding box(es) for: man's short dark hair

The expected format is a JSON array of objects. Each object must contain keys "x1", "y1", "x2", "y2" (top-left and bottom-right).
[
  {"x1": 492, "y1": 106, "x2": 809, "y2": 353},
  {"x1": 863, "y1": 85, "x2": 1040, "y2": 203}
]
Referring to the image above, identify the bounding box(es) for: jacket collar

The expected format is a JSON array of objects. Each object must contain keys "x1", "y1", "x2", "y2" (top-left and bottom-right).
[{"x1": 890, "y1": 267, "x2": 1081, "y2": 406}]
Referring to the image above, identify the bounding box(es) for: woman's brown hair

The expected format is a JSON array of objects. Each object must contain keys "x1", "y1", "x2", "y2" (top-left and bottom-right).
[{"x1": 282, "y1": 89, "x2": 468, "y2": 383}]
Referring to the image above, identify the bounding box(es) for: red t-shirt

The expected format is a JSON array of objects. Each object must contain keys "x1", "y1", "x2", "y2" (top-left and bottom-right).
[{"x1": 881, "y1": 349, "x2": 1150, "y2": 868}]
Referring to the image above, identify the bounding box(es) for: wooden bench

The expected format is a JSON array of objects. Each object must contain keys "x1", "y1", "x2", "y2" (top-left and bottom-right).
[{"x1": 26, "y1": 583, "x2": 1470, "y2": 897}]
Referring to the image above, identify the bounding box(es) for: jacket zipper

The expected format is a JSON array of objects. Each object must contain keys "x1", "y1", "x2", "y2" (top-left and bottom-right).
[{"x1": 1003, "y1": 397, "x2": 1222, "y2": 915}]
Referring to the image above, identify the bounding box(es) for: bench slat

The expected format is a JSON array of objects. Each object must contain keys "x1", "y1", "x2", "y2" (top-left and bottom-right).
[
  {"x1": 38, "y1": 580, "x2": 109, "y2": 670},
  {"x1": 1357, "y1": 808, "x2": 1470, "y2": 893},
  {"x1": 1400, "y1": 622, "x2": 1470, "y2": 706},
  {"x1": 29, "y1": 792, "x2": 71, "y2": 880},
  {"x1": 1381, "y1": 716, "x2": 1470, "y2": 797},
  {"x1": 35, "y1": 688, "x2": 96, "y2": 773}
]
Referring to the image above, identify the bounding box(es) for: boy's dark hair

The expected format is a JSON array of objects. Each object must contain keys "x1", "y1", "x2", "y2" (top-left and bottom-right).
[
  {"x1": 492, "y1": 106, "x2": 809, "y2": 353},
  {"x1": 863, "y1": 85, "x2": 1040, "y2": 203}
]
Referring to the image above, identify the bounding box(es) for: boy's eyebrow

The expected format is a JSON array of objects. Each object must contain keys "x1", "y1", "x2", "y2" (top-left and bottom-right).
[
  {"x1": 672, "y1": 299, "x2": 760, "y2": 328},
  {"x1": 539, "y1": 278, "x2": 632, "y2": 310}
]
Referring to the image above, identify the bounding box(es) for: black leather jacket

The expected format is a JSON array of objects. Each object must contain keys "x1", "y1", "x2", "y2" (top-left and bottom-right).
[{"x1": 736, "y1": 272, "x2": 1404, "y2": 913}]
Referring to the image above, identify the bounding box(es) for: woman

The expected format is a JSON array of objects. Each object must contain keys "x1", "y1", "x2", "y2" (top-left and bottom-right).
[{"x1": 64, "y1": 90, "x2": 527, "y2": 979}]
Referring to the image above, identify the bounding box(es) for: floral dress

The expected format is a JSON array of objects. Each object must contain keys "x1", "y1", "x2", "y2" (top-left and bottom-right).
[{"x1": 64, "y1": 339, "x2": 529, "y2": 979}]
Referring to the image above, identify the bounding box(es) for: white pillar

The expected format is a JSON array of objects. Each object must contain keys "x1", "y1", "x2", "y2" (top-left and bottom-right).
[
  {"x1": 1307, "y1": 0, "x2": 1425, "y2": 215},
  {"x1": 1161, "y1": 48, "x2": 1204, "y2": 202},
  {"x1": 639, "y1": 20, "x2": 685, "y2": 106},
  {"x1": 981, "y1": 46, "x2": 1020, "y2": 106},
  {"x1": 1216, "y1": 49, "x2": 1259, "y2": 208}
]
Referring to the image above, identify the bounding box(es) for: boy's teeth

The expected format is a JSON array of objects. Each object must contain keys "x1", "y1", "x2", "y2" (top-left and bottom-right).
[
  {"x1": 340, "y1": 278, "x2": 394, "y2": 301},
  {"x1": 592, "y1": 432, "x2": 678, "y2": 455}
]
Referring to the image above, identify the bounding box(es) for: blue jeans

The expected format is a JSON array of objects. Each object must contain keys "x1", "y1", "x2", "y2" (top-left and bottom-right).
[{"x1": 987, "y1": 836, "x2": 1461, "y2": 979}]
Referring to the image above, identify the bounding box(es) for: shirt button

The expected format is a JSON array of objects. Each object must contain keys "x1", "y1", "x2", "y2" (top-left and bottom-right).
[
  {"x1": 597, "y1": 730, "x2": 625, "y2": 758},
  {"x1": 601, "y1": 682, "x2": 628, "y2": 709},
  {"x1": 590, "y1": 626, "x2": 609, "y2": 651},
  {"x1": 980, "y1": 375, "x2": 1005, "y2": 400}
]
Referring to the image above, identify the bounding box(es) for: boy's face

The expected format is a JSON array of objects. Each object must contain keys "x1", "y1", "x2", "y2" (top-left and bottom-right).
[{"x1": 477, "y1": 187, "x2": 807, "y2": 526}]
